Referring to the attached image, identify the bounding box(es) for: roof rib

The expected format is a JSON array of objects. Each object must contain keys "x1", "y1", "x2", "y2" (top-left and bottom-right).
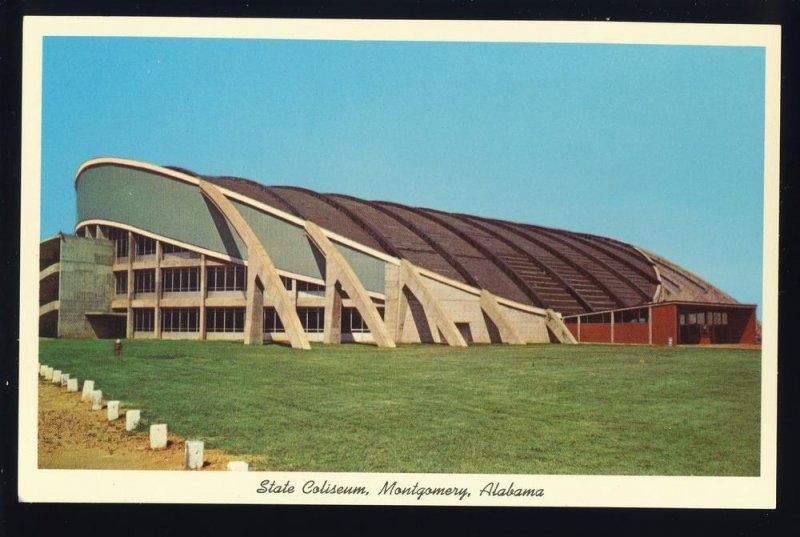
[
  {"x1": 413, "y1": 209, "x2": 552, "y2": 309},
  {"x1": 569, "y1": 232, "x2": 659, "y2": 284},
  {"x1": 362, "y1": 202, "x2": 481, "y2": 288},
  {"x1": 278, "y1": 187, "x2": 402, "y2": 258},
  {"x1": 520, "y1": 224, "x2": 653, "y2": 304},
  {"x1": 463, "y1": 216, "x2": 599, "y2": 312}
]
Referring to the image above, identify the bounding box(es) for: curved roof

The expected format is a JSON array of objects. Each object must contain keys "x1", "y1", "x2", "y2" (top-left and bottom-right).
[
  {"x1": 76, "y1": 159, "x2": 740, "y2": 316},
  {"x1": 181, "y1": 171, "x2": 737, "y2": 316}
]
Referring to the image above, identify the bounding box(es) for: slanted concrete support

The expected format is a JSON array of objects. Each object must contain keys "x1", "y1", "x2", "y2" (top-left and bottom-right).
[
  {"x1": 323, "y1": 276, "x2": 343, "y2": 345},
  {"x1": 243, "y1": 271, "x2": 265, "y2": 345},
  {"x1": 545, "y1": 309, "x2": 578, "y2": 344},
  {"x1": 198, "y1": 180, "x2": 309, "y2": 350},
  {"x1": 479, "y1": 290, "x2": 526, "y2": 345},
  {"x1": 398, "y1": 260, "x2": 467, "y2": 347},
  {"x1": 305, "y1": 221, "x2": 394, "y2": 348},
  {"x1": 383, "y1": 263, "x2": 405, "y2": 342}
]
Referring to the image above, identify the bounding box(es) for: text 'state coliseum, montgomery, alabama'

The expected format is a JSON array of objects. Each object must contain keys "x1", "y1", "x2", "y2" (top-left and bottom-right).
[{"x1": 39, "y1": 157, "x2": 757, "y2": 349}]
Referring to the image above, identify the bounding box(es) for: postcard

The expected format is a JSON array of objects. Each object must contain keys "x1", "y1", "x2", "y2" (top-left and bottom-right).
[{"x1": 19, "y1": 17, "x2": 779, "y2": 507}]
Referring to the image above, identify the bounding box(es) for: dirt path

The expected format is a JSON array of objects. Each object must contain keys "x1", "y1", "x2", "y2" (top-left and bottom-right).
[{"x1": 38, "y1": 379, "x2": 235, "y2": 470}]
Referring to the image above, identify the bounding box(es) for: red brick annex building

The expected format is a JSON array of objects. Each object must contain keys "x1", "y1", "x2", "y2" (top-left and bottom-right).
[{"x1": 40, "y1": 158, "x2": 757, "y2": 348}]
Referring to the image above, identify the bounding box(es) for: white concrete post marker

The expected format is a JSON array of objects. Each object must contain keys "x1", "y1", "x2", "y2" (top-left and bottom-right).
[
  {"x1": 125, "y1": 410, "x2": 141, "y2": 431},
  {"x1": 52, "y1": 370, "x2": 61, "y2": 384},
  {"x1": 184, "y1": 441, "x2": 204, "y2": 470},
  {"x1": 60, "y1": 373, "x2": 70, "y2": 387},
  {"x1": 44, "y1": 367, "x2": 53, "y2": 380},
  {"x1": 67, "y1": 378, "x2": 78, "y2": 392},
  {"x1": 81, "y1": 380, "x2": 95, "y2": 402},
  {"x1": 150, "y1": 424, "x2": 168, "y2": 450},
  {"x1": 107, "y1": 401, "x2": 120, "y2": 421},
  {"x1": 39, "y1": 365, "x2": 47, "y2": 377},
  {"x1": 227, "y1": 461, "x2": 249, "y2": 472},
  {"x1": 91, "y1": 390, "x2": 103, "y2": 411}
]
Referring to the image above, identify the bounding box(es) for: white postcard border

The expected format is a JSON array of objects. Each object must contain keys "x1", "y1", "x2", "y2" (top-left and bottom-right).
[{"x1": 18, "y1": 17, "x2": 780, "y2": 508}]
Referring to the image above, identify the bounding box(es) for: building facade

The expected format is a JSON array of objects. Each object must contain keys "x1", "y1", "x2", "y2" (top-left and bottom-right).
[{"x1": 38, "y1": 157, "x2": 757, "y2": 347}]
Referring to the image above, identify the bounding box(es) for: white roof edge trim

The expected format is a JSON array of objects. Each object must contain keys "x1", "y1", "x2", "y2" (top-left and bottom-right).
[{"x1": 75, "y1": 157, "x2": 401, "y2": 267}]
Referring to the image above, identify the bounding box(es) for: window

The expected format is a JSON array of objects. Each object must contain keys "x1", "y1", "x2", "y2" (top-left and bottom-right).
[
  {"x1": 114, "y1": 272, "x2": 128, "y2": 295},
  {"x1": 679, "y1": 314, "x2": 685, "y2": 326},
  {"x1": 108, "y1": 227, "x2": 128, "y2": 259},
  {"x1": 297, "y1": 307, "x2": 324, "y2": 332},
  {"x1": 341, "y1": 307, "x2": 385, "y2": 333},
  {"x1": 342, "y1": 307, "x2": 367, "y2": 333},
  {"x1": 206, "y1": 307, "x2": 245, "y2": 332},
  {"x1": 722, "y1": 312, "x2": 728, "y2": 325},
  {"x1": 135, "y1": 235, "x2": 157, "y2": 256},
  {"x1": 134, "y1": 269, "x2": 155, "y2": 293},
  {"x1": 263, "y1": 307, "x2": 285, "y2": 333},
  {"x1": 207, "y1": 265, "x2": 246, "y2": 291},
  {"x1": 613, "y1": 308, "x2": 649, "y2": 323},
  {"x1": 163, "y1": 242, "x2": 200, "y2": 258},
  {"x1": 581, "y1": 313, "x2": 610, "y2": 324},
  {"x1": 280, "y1": 276, "x2": 292, "y2": 290},
  {"x1": 162, "y1": 267, "x2": 200, "y2": 293},
  {"x1": 161, "y1": 308, "x2": 199, "y2": 332},
  {"x1": 133, "y1": 308, "x2": 154, "y2": 331},
  {"x1": 296, "y1": 280, "x2": 325, "y2": 296},
  {"x1": 162, "y1": 243, "x2": 185, "y2": 254}
]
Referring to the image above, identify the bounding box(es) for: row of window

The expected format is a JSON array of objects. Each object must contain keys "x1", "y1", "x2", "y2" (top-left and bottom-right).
[
  {"x1": 116, "y1": 267, "x2": 328, "y2": 295},
  {"x1": 564, "y1": 309, "x2": 730, "y2": 326},
  {"x1": 679, "y1": 311, "x2": 728, "y2": 326},
  {"x1": 99, "y1": 227, "x2": 200, "y2": 260},
  {"x1": 116, "y1": 267, "x2": 246, "y2": 294},
  {"x1": 131, "y1": 307, "x2": 379, "y2": 334},
  {"x1": 564, "y1": 308, "x2": 650, "y2": 324}
]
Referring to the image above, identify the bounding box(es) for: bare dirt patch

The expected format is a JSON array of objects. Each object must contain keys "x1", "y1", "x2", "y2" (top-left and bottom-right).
[{"x1": 38, "y1": 379, "x2": 234, "y2": 470}]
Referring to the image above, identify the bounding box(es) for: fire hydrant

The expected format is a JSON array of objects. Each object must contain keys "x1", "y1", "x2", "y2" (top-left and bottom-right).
[{"x1": 114, "y1": 339, "x2": 122, "y2": 357}]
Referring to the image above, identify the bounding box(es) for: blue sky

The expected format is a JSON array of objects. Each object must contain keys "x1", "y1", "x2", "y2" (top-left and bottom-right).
[{"x1": 40, "y1": 37, "x2": 765, "y2": 311}]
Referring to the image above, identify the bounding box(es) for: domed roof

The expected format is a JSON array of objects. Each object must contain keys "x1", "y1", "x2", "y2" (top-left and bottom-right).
[{"x1": 201, "y1": 173, "x2": 735, "y2": 316}]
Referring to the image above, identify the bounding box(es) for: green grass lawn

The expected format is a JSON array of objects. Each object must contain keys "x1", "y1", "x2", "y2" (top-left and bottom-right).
[{"x1": 38, "y1": 339, "x2": 761, "y2": 475}]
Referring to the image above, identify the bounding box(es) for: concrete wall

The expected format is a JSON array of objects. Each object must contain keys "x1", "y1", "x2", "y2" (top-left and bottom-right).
[
  {"x1": 394, "y1": 273, "x2": 549, "y2": 344},
  {"x1": 55, "y1": 236, "x2": 115, "y2": 338}
]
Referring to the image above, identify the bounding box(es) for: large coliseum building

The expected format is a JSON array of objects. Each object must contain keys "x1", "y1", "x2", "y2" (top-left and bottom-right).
[{"x1": 39, "y1": 157, "x2": 757, "y2": 348}]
